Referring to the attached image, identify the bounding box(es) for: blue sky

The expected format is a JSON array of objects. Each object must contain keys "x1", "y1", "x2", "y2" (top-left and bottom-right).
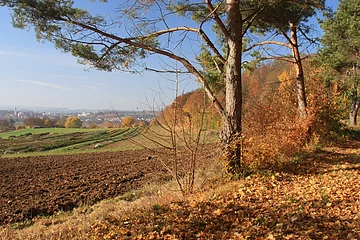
[{"x1": 0, "y1": 0, "x2": 339, "y2": 110}]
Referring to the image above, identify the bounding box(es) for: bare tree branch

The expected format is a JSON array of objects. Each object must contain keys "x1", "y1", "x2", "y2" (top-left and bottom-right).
[
  {"x1": 205, "y1": 0, "x2": 230, "y2": 40},
  {"x1": 279, "y1": 28, "x2": 296, "y2": 47},
  {"x1": 259, "y1": 56, "x2": 295, "y2": 63},
  {"x1": 55, "y1": 16, "x2": 226, "y2": 119},
  {"x1": 198, "y1": 2, "x2": 226, "y2": 64},
  {"x1": 127, "y1": 26, "x2": 198, "y2": 41},
  {"x1": 242, "y1": 7, "x2": 265, "y2": 37},
  {"x1": 199, "y1": 29, "x2": 226, "y2": 64},
  {"x1": 96, "y1": 41, "x2": 120, "y2": 66},
  {"x1": 244, "y1": 40, "x2": 292, "y2": 52},
  {"x1": 145, "y1": 67, "x2": 190, "y2": 74},
  {"x1": 298, "y1": 25, "x2": 318, "y2": 45}
]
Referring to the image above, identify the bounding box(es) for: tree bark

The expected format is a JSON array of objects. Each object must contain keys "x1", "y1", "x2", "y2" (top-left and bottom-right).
[
  {"x1": 220, "y1": 0, "x2": 243, "y2": 174},
  {"x1": 289, "y1": 22, "x2": 308, "y2": 119},
  {"x1": 349, "y1": 92, "x2": 359, "y2": 126}
]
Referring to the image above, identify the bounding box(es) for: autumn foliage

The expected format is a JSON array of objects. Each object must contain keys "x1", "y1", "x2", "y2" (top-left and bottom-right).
[
  {"x1": 155, "y1": 89, "x2": 222, "y2": 131},
  {"x1": 241, "y1": 59, "x2": 345, "y2": 169},
  {"x1": 121, "y1": 116, "x2": 138, "y2": 128},
  {"x1": 64, "y1": 116, "x2": 83, "y2": 128},
  {"x1": 156, "y1": 60, "x2": 344, "y2": 170}
]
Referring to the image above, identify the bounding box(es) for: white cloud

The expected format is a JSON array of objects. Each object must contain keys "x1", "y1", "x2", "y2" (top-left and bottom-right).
[
  {"x1": 51, "y1": 74, "x2": 89, "y2": 80},
  {"x1": 14, "y1": 79, "x2": 71, "y2": 90},
  {"x1": 78, "y1": 84, "x2": 99, "y2": 91},
  {"x1": 93, "y1": 82, "x2": 109, "y2": 88},
  {"x1": 0, "y1": 50, "x2": 33, "y2": 57},
  {"x1": 0, "y1": 49, "x2": 82, "y2": 68}
]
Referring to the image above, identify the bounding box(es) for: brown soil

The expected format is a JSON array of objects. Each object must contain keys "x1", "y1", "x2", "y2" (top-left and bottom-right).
[{"x1": 0, "y1": 148, "x2": 200, "y2": 225}]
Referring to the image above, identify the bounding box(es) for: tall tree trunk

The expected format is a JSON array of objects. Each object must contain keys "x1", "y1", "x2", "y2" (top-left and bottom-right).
[
  {"x1": 289, "y1": 22, "x2": 307, "y2": 119},
  {"x1": 220, "y1": 0, "x2": 243, "y2": 174},
  {"x1": 349, "y1": 91, "x2": 359, "y2": 126}
]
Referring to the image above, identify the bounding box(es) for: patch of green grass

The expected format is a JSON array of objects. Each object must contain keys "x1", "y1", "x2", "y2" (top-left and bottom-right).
[
  {"x1": 0, "y1": 143, "x2": 144, "y2": 158},
  {"x1": 0, "y1": 128, "x2": 103, "y2": 139},
  {"x1": 118, "y1": 190, "x2": 140, "y2": 202},
  {"x1": 47, "y1": 128, "x2": 133, "y2": 152},
  {"x1": 0, "y1": 128, "x2": 143, "y2": 157},
  {"x1": 9, "y1": 219, "x2": 34, "y2": 230},
  {"x1": 0, "y1": 126, "x2": 218, "y2": 158},
  {"x1": 20, "y1": 127, "x2": 153, "y2": 156},
  {"x1": 152, "y1": 204, "x2": 166, "y2": 212}
]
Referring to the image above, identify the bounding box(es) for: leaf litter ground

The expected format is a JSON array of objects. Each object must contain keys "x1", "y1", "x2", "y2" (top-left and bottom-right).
[
  {"x1": 0, "y1": 140, "x2": 359, "y2": 239},
  {"x1": 86, "y1": 141, "x2": 359, "y2": 239}
]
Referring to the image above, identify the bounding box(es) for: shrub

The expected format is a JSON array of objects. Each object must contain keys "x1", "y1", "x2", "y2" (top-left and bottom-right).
[
  {"x1": 242, "y1": 72, "x2": 311, "y2": 169},
  {"x1": 239, "y1": 59, "x2": 346, "y2": 170},
  {"x1": 65, "y1": 116, "x2": 83, "y2": 128}
]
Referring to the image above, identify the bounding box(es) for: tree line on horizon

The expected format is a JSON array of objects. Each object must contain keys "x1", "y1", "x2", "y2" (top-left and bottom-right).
[{"x1": 0, "y1": 115, "x2": 147, "y2": 132}]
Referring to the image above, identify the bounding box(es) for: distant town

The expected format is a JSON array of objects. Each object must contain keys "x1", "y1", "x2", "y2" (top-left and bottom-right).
[{"x1": 0, "y1": 107, "x2": 158, "y2": 131}]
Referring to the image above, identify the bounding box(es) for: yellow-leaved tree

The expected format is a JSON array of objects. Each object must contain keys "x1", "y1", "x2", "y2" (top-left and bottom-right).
[
  {"x1": 64, "y1": 116, "x2": 83, "y2": 128},
  {"x1": 121, "y1": 116, "x2": 137, "y2": 128}
]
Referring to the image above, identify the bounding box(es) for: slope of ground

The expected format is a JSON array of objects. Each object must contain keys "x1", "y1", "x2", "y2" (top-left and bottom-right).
[
  {"x1": 0, "y1": 149, "x2": 166, "y2": 225},
  {"x1": 0, "y1": 144, "x2": 219, "y2": 226},
  {"x1": 0, "y1": 140, "x2": 359, "y2": 239},
  {"x1": 0, "y1": 128, "x2": 102, "y2": 139},
  {"x1": 0, "y1": 128, "x2": 139, "y2": 156},
  {"x1": 100, "y1": 141, "x2": 358, "y2": 240}
]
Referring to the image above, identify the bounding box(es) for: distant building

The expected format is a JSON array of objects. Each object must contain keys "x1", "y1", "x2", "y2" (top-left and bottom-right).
[
  {"x1": 78, "y1": 112, "x2": 91, "y2": 117},
  {"x1": 17, "y1": 111, "x2": 25, "y2": 118}
]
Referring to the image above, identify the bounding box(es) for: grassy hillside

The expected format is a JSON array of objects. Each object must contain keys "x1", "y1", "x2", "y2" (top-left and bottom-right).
[
  {"x1": 0, "y1": 128, "x2": 102, "y2": 139},
  {"x1": 0, "y1": 127, "x2": 140, "y2": 157}
]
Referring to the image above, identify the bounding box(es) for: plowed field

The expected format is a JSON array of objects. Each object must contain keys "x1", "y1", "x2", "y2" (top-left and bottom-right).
[{"x1": 0, "y1": 148, "x2": 214, "y2": 225}]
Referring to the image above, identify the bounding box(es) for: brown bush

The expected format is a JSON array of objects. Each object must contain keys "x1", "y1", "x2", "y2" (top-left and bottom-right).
[
  {"x1": 241, "y1": 67, "x2": 311, "y2": 169},
  {"x1": 241, "y1": 61, "x2": 342, "y2": 170},
  {"x1": 242, "y1": 95, "x2": 310, "y2": 169}
]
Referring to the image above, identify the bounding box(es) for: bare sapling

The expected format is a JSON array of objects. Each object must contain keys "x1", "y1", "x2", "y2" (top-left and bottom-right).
[{"x1": 118, "y1": 72, "x2": 215, "y2": 196}]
